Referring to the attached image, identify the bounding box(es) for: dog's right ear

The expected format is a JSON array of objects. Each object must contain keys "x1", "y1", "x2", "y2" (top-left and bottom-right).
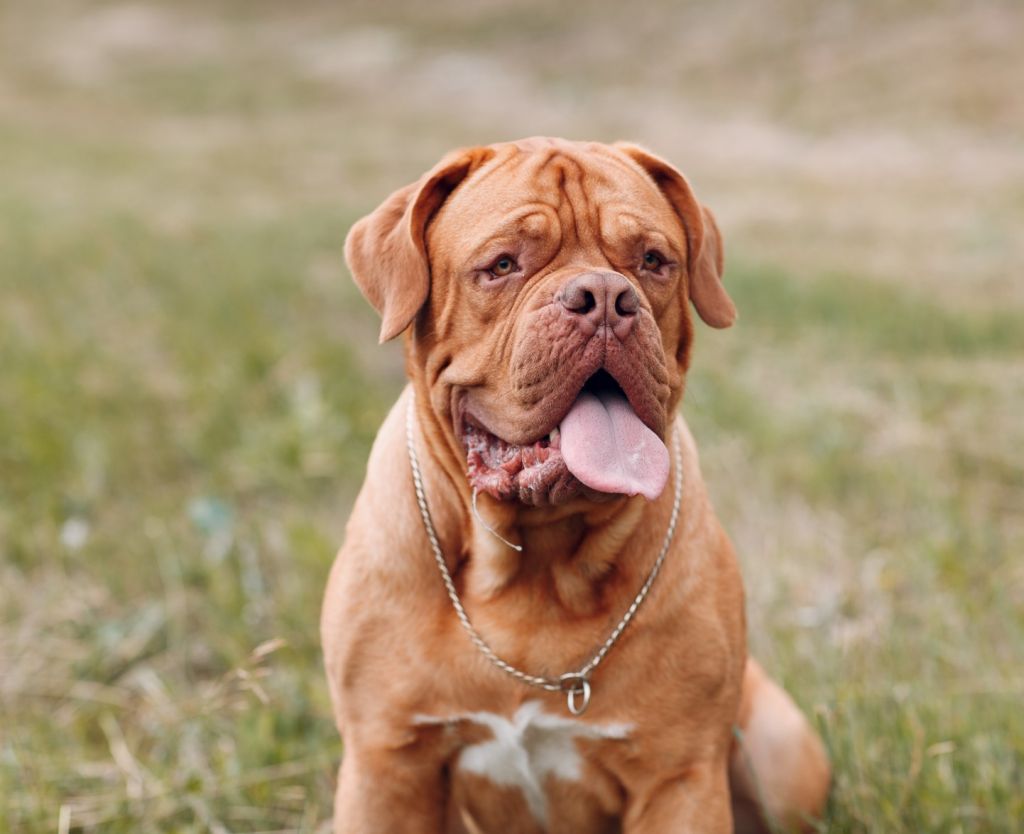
[{"x1": 345, "y1": 147, "x2": 495, "y2": 342}]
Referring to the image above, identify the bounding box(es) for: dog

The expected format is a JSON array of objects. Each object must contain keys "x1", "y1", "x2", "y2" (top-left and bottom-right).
[{"x1": 321, "y1": 137, "x2": 831, "y2": 833}]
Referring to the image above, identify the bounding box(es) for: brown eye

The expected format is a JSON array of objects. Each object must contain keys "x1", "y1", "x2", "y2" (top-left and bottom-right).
[
  {"x1": 642, "y1": 250, "x2": 664, "y2": 271},
  {"x1": 489, "y1": 256, "x2": 518, "y2": 277}
]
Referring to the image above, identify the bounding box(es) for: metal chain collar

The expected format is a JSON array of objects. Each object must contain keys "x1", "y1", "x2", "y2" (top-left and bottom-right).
[{"x1": 405, "y1": 395, "x2": 683, "y2": 716}]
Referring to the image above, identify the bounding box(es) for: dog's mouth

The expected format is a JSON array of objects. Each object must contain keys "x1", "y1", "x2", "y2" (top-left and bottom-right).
[{"x1": 462, "y1": 370, "x2": 670, "y2": 507}]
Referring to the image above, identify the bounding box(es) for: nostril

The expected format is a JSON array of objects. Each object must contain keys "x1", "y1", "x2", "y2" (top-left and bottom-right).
[
  {"x1": 615, "y1": 286, "x2": 639, "y2": 317},
  {"x1": 579, "y1": 290, "x2": 597, "y2": 315},
  {"x1": 559, "y1": 280, "x2": 600, "y2": 316}
]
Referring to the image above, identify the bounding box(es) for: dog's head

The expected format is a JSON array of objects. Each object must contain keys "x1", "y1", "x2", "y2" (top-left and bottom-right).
[{"x1": 346, "y1": 138, "x2": 734, "y2": 507}]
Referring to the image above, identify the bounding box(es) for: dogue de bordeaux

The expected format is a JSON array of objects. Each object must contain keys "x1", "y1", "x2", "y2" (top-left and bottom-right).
[{"x1": 322, "y1": 137, "x2": 831, "y2": 833}]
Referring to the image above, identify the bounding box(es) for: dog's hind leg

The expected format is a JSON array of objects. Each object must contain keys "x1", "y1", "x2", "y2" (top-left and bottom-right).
[{"x1": 728, "y1": 658, "x2": 830, "y2": 834}]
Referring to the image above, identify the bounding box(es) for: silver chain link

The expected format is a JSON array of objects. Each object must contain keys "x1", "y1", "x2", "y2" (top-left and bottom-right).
[{"x1": 405, "y1": 394, "x2": 683, "y2": 713}]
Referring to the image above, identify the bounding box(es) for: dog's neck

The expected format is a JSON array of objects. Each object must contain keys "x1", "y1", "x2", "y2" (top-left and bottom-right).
[{"x1": 409, "y1": 382, "x2": 664, "y2": 617}]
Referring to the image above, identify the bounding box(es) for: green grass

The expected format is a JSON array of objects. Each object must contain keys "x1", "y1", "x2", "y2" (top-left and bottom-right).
[
  {"x1": 724, "y1": 260, "x2": 1024, "y2": 357},
  {"x1": 2, "y1": 1, "x2": 1022, "y2": 832},
  {"x1": 1, "y1": 185, "x2": 391, "y2": 833}
]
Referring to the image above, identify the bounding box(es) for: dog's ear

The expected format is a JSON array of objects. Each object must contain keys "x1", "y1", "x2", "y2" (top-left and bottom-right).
[
  {"x1": 614, "y1": 143, "x2": 736, "y2": 329},
  {"x1": 345, "y1": 147, "x2": 494, "y2": 342},
  {"x1": 694, "y1": 203, "x2": 731, "y2": 327}
]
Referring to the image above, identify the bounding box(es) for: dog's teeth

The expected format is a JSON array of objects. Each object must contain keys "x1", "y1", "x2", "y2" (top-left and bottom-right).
[{"x1": 549, "y1": 427, "x2": 560, "y2": 445}]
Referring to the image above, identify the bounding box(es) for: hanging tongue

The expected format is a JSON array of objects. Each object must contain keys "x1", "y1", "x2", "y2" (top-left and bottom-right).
[{"x1": 559, "y1": 390, "x2": 670, "y2": 500}]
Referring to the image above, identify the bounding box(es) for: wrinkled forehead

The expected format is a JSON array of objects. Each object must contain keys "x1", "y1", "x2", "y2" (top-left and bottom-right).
[{"x1": 428, "y1": 142, "x2": 683, "y2": 251}]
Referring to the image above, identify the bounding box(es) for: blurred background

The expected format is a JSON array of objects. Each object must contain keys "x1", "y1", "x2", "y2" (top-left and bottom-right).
[{"x1": 2, "y1": 1, "x2": 1022, "y2": 831}]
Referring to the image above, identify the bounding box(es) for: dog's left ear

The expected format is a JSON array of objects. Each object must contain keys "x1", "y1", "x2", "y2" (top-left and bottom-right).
[
  {"x1": 614, "y1": 143, "x2": 736, "y2": 328},
  {"x1": 345, "y1": 146, "x2": 495, "y2": 342}
]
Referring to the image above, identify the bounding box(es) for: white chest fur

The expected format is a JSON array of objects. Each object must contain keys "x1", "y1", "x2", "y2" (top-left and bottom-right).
[{"x1": 416, "y1": 701, "x2": 632, "y2": 824}]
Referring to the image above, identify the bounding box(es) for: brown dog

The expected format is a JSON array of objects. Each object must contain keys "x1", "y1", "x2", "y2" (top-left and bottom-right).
[{"x1": 322, "y1": 137, "x2": 830, "y2": 833}]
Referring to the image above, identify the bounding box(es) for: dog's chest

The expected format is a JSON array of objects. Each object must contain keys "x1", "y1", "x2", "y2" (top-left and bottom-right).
[{"x1": 416, "y1": 701, "x2": 632, "y2": 832}]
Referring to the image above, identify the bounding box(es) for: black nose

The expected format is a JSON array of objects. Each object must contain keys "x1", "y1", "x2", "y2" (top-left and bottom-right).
[{"x1": 558, "y1": 271, "x2": 639, "y2": 339}]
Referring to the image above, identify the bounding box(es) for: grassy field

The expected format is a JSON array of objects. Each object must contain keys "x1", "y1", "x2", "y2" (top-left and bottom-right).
[{"x1": 2, "y1": 1, "x2": 1022, "y2": 831}]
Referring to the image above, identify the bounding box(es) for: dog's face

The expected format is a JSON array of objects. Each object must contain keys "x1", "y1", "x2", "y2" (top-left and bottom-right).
[{"x1": 346, "y1": 138, "x2": 734, "y2": 506}]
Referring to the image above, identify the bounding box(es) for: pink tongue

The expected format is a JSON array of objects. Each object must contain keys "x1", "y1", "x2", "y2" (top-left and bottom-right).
[{"x1": 559, "y1": 391, "x2": 670, "y2": 500}]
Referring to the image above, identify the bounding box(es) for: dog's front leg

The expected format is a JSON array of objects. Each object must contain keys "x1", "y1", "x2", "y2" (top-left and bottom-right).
[
  {"x1": 623, "y1": 762, "x2": 733, "y2": 834},
  {"x1": 333, "y1": 747, "x2": 446, "y2": 834}
]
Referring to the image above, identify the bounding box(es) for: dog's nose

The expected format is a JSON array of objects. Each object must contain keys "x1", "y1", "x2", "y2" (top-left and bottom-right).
[{"x1": 558, "y1": 271, "x2": 639, "y2": 339}]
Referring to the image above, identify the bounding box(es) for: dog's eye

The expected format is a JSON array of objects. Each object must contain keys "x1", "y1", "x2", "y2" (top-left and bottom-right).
[
  {"x1": 642, "y1": 250, "x2": 665, "y2": 271},
  {"x1": 488, "y1": 256, "x2": 519, "y2": 278}
]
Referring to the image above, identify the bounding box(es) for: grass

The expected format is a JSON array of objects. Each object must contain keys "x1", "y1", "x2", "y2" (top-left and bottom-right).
[{"x1": 1, "y1": 1, "x2": 1022, "y2": 832}]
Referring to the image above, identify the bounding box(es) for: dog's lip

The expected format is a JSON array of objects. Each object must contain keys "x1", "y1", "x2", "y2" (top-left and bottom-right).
[
  {"x1": 460, "y1": 408, "x2": 501, "y2": 438},
  {"x1": 455, "y1": 366, "x2": 657, "y2": 451},
  {"x1": 455, "y1": 399, "x2": 519, "y2": 453}
]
